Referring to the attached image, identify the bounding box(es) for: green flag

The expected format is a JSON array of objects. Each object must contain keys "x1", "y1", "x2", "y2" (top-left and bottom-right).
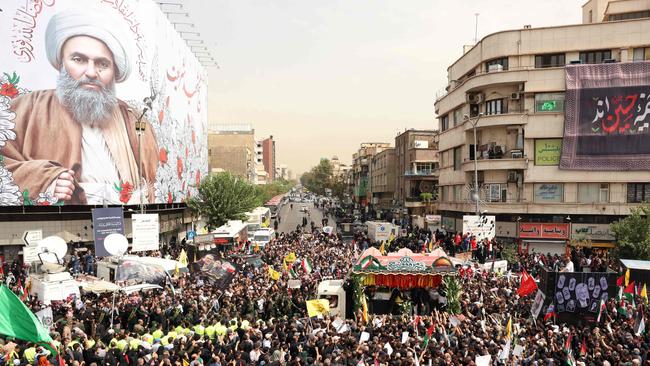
[{"x1": 0, "y1": 286, "x2": 55, "y2": 353}]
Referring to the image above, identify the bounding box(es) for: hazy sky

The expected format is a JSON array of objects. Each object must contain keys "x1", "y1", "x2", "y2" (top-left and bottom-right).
[{"x1": 183, "y1": 0, "x2": 585, "y2": 175}]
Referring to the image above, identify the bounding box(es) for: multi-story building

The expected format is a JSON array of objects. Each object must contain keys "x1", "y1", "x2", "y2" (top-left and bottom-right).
[
  {"x1": 254, "y1": 140, "x2": 269, "y2": 184},
  {"x1": 434, "y1": 0, "x2": 650, "y2": 254},
  {"x1": 370, "y1": 148, "x2": 396, "y2": 210},
  {"x1": 351, "y1": 143, "x2": 391, "y2": 206},
  {"x1": 208, "y1": 124, "x2": 256, "y2": 181},
  {"x1": 394, "y1": 130, "x2": 440, "y2": 221},
  {"x1": 261, "y1": 136, "x2": 276, "y2": 182},
  {"x1": 330, "y1": 156, "x2": 350, "y2": 178}
]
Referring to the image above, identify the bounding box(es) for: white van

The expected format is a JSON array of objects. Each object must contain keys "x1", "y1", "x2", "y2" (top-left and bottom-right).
[{"x1": 252, "y1": 228, "x2": 275, "y2": 249}]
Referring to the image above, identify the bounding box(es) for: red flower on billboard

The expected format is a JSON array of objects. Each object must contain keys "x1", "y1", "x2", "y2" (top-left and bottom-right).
[
  {"x1": 114, "y1": 181, "x2": 134, "y2": 204},
  {"x1": 167, "y1": 191, "x2": 173, "y2": 203},
  {"x1": 195, "y1": 170, "x2": 201, "y2": 186},
  {"x1": 159, "y1": 148, "x2": 168, "y2": 164},
  {"x1": 158, "y1": 110, "x2": 164, "y2": 124},
  {"x1": 191, "y1": 130, "x2": 196, "y2": 145},
  {"x1": 176, "y1": 158, "x2": 183, "y2": 179},
  {"x1": 0, "y1": 72, "x2": 20, "y2": 99},
  {"x1": 0, "y1": 83, "x2": 18, "y2": 98}
]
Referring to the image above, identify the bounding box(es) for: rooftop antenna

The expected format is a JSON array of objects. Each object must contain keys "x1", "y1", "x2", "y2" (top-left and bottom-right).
[{"x1": 474, "y1": 13, "x2": 480, "y2": 44}]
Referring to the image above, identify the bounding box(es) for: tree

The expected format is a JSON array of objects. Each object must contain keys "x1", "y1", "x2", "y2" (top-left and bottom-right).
[
  {"x1": 187, "y1": 172, "x2": 262, "y2": 230},
  {"x1": 301, "y1": 158, "x2": 348, "y2": 199},
  {"x1": 611, "y1": 204, "x2": 650, "y2": 260},
  {"x1": 255, "y1": 178, "x2": 295, "y2": 204}
]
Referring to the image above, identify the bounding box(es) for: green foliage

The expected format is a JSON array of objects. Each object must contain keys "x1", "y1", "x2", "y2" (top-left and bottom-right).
[
  {"x1": 443, "y1": 276, "x2": 463, "y2": 315},
  {"x1": 501, "y1": 242, "x2": 517, "y2": 264},
  {"x1": 187, "y1": 172, "x2": 262, "y2": 230},
  {"x1": 301, "y1": 158, "x2": 347, "y2": 199},
  {"x1": 255, "y1": 179, "x2": 295, "y2": 204},
  {"x1": 611, "y1": 204, "x2": 650, "y2": 260}
]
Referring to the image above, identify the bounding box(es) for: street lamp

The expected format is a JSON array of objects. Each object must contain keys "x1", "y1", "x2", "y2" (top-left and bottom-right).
[{"x1": 464, "y1": 112, "x2": 484, "y2": 215}]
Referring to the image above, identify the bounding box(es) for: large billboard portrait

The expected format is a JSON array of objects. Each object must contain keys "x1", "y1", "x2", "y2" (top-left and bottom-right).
[
  {"x1": 0, "y1": 0, "x2": 208, "y2": 206},
  {"x1": 560, "y1": 61, "x2": 650, "y2": 171}
]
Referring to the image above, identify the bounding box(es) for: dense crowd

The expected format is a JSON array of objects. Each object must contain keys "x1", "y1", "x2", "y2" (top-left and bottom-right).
[{"x1": 0, "y1": 210, "x2": 648, "y2": 366}]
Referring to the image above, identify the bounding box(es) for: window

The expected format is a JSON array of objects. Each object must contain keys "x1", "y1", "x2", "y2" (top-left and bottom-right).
[
  {"x1": 578, "y1": 183, "x2": 609, "y2": 203},
  {"x1": 608, "y1": 10, "x2": 650, "y2": 21},
  {"x1": 453, "y1": 185, "x2": 463, "y2": 202},
  {"x1": 534, "y1": 183, "x2": 564, "y2": 202},
  {"x1": 486, "y1": 183, "x2": 507, "y2": 202},
  {"x1": 535, "y1": 93, "x2": 565, "y2": 113},
  {"x1": 579, "y1": 50, "x2": 612, "y2": 64},
  {"x1": 485, "y1": 57, "x2": 508, "y2": 72},
  {"x1": 453, "y1": 147, "x2": 462, "y2": 171},
  {"x1": 441, "y1": 115, "x2": 449, "y2": 131},
  {"x1": 453, "y1": 108, "x2": 463, "y2": 127},
  {"x1": 535, "y1": 53, "x2": 566, "y2": 68},
  {"x1": 589, "y1": 10, "x2": 593, "y2": 23},
  {"x1": 485, "y1": 99, "x2": 505, "y2": 115},
  {"x1": 633, "y1": 48, "x2": 646, "y2": 62},
  {"x1": 627, "y1": 183, "x2": 650, "y2": 203}
]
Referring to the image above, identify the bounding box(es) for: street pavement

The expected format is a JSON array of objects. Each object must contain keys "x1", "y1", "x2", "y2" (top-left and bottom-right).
[{"x1": 275, "y1": 201, "x2": 336, "y2": 234}]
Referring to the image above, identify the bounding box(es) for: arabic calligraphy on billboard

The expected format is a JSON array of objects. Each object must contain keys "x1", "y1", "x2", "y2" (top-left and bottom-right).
[
  {"x1": 560, "y1": 62, "x2": 650, "y2": 171},
  {"x1": 0, "y1": 0, "x2": 208, "y2": 206},
  {"x1": 518, "y1": 223, "x2": 569, "y2": 240}
]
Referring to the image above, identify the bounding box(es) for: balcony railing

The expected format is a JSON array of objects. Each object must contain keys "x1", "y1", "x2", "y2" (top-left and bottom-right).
[
  {"x1": 405, "y1": 196, "x2": 439, "y2": 203},
  {"x1": 404, "y1": 169, "x2": 438, "y2": 176}
]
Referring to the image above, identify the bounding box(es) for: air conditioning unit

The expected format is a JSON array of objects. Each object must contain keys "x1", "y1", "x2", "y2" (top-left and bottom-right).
[
  {"x1": 510, "y1": 92, "x2": 521, "y2": 100},
  {"x1": 466, "y1": 93, "x2": 485, "y2": 104},
  {"x1": 488, "y1": 64, "x2": 504, "y2": 72}
]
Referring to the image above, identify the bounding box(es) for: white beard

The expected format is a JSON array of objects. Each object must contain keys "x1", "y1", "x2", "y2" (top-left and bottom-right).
[{"x1": 55, "y1": 67, "x2": 117, "y2": 127}]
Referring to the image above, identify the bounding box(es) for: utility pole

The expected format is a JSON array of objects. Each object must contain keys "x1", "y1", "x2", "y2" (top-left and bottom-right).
[
  {"x1": 474, "y1": 13, "x2": 480, "y2": 44},
  {"x1": 465, "y1": 113, "x2": 483, "y2": 215}
]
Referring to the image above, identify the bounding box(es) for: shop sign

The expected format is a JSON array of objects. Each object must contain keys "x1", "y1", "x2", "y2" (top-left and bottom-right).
[
  {"x1": 534, "y1": 139, "x2": 562, "y2": 166},
  {"x1": 571, "y1": 224, "x2": 615, "y2": 241},
  {"x1": 519, "y1": 223, "x2": 569, "y2": 239}
]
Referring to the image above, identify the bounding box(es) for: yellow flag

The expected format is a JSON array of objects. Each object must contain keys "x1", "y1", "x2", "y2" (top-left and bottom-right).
[
  {"x1": 360, "y1": 294, "x2": 369, "y2": 324},
  {"x1": 282, "y1": 259, "x2": 288, "y2": 271},
  {"x1": 505, "y1": 317, "x2": 512, "y2": 340},
  {"x1": 174, "y1": 262, "x2": 180, "y2": 277},
  {"x1": 177, "y1": 249, "x2": 188, "y2": 266},
  {"x1": 625, "y1": 269, "x2": 630, "y2": 286},
  {"x1": 306, "y1": 299, "x2": 330, "y2": 317},
  {"x1": 379, "y1": 242, "x2": 385, "y2": 255},
  {"x1": 285, "y1": 252, "x2": 297, "y2": 263},
  {"x1": 268, "y1": 266, "x2": 280, "y2": 281},
  {"x1": 388, "y1": 233, "x2": 395, "y2": 244},
  {"x1": 642, "y1": 284, "x2": 648, "y2": 303},
  {"x1": 182, "y1": 359, "x2": 189, "y2": 366}
]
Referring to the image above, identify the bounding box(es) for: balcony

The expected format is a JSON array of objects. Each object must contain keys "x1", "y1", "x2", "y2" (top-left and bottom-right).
[
  {"x1": 404, "y1": 196, "x2": 438, "y2": 208},
  {"x1": 462, "y1": 112, "x2": 527, "y2": 131},
  {"x1": 462, "y1": 155, "x2": 528, "y2": 171},
  {"x1": 404, "y1": 169, "x2": 439, "y2": 177}
]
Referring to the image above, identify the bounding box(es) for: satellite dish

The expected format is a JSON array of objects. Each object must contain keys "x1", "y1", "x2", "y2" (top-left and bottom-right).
[
  {"x1": 104, "y1": 233, "x2": 128, "y2": 256},
  {"x1": 37, "y1": 236, "x2": 67, "y2": 264}
]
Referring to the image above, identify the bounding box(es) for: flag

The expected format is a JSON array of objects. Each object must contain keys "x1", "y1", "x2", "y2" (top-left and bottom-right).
[
  {"x1": 289, "y1": 268, "x2": 298, "y2": 279},
  {"x1": 268, "y1": 266, "x2": 280, "y2": 281},
  {"x1": 174, "y1": 263, "x2": 179, "y2": 277},
  {"x1": 0, "y1": 286, "x2": 55, "y2": 354},
  {"x1": 421, "y1": 323, "x2": 435, "y2": 348},
  {"x1": 624, "y1": 281, "x2": 636, "y2": 294},
  {"x1": 617, "y1": 275, "x2": 624, "y2": 287},
  {"x1": 517, "y1": 269, "x2": 537, "y2": 297},
  {"x1": 284, "y1": 252, "x2": 297, "y2": 263},
  {"x1": 177, "y1": 249, "x2": 188, "y2": 266},
  {"x1": 564, "y1": 333, "x2": 573, "y2": 354},
  {"x1": 596, "y1": 299, "x2": 606, "y2": 322},
  {"x1": 505, "y1": 317, "x2": 512, "y2": 340},
  {"x1": 306, "y1": 299, "x2": 330, "y2": 317},
  {"x1": 642, "y1": 284, "x2": 648, "y2": 304},
  {"x1": 379, "y1": 242, "x2": 385, "y2": 255},
  {"x1": 579, "y1": 338, "x2": 587, "y2": 357},
  {"x1": 498, "y1": 339, "x2": 511, "y2": 360},
  {"x1": 635, "y1": 305, "x2": 646, "y2": 336},
  {"x1": 359, "y1": 256, "x2": 378, "y2": 269},
  {"x1": 625, "y1": 268, "x2": 630, "y2": 286},
  {"x1": 360, "y1": 294, "x2": 369, "y2": 324},
  {"x1": 17, "y1": 278, "x2": 28, "y2": 302},
  {"x1": 282, "y1": 259, "x2": 288, "y2": 271},
  {"x1": 544, "y1": 304, "x2": 556, "y2": 322},
  {"x1": 302, "y1": 258, "x2": 313, "y2": 274}
]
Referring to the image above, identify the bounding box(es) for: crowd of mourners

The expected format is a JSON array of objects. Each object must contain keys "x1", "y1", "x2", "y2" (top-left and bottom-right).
[{"x1": 0, "y1": 208, "x2": 648, "y2": 366}]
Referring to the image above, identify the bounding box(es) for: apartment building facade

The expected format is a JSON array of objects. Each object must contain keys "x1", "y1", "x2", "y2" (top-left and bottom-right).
[
  {"x1": 262, "y1": 136, "x2": 276, "y2": 182},
  {"x1": 434, "y1": 0, "x2": 650, "y2": 254},
  {"x1": 394, "y1": 130, "x2": 440, "y2": 220},
  {"x1": 208, "y1": 125, "x2": 256, "y2": 181},
  {"x1": 352, "y1": 143, "x2": 391, "y2": 205},
  {"x1": 370, "y1": 148, "x2": 396, "y2": 210}
]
